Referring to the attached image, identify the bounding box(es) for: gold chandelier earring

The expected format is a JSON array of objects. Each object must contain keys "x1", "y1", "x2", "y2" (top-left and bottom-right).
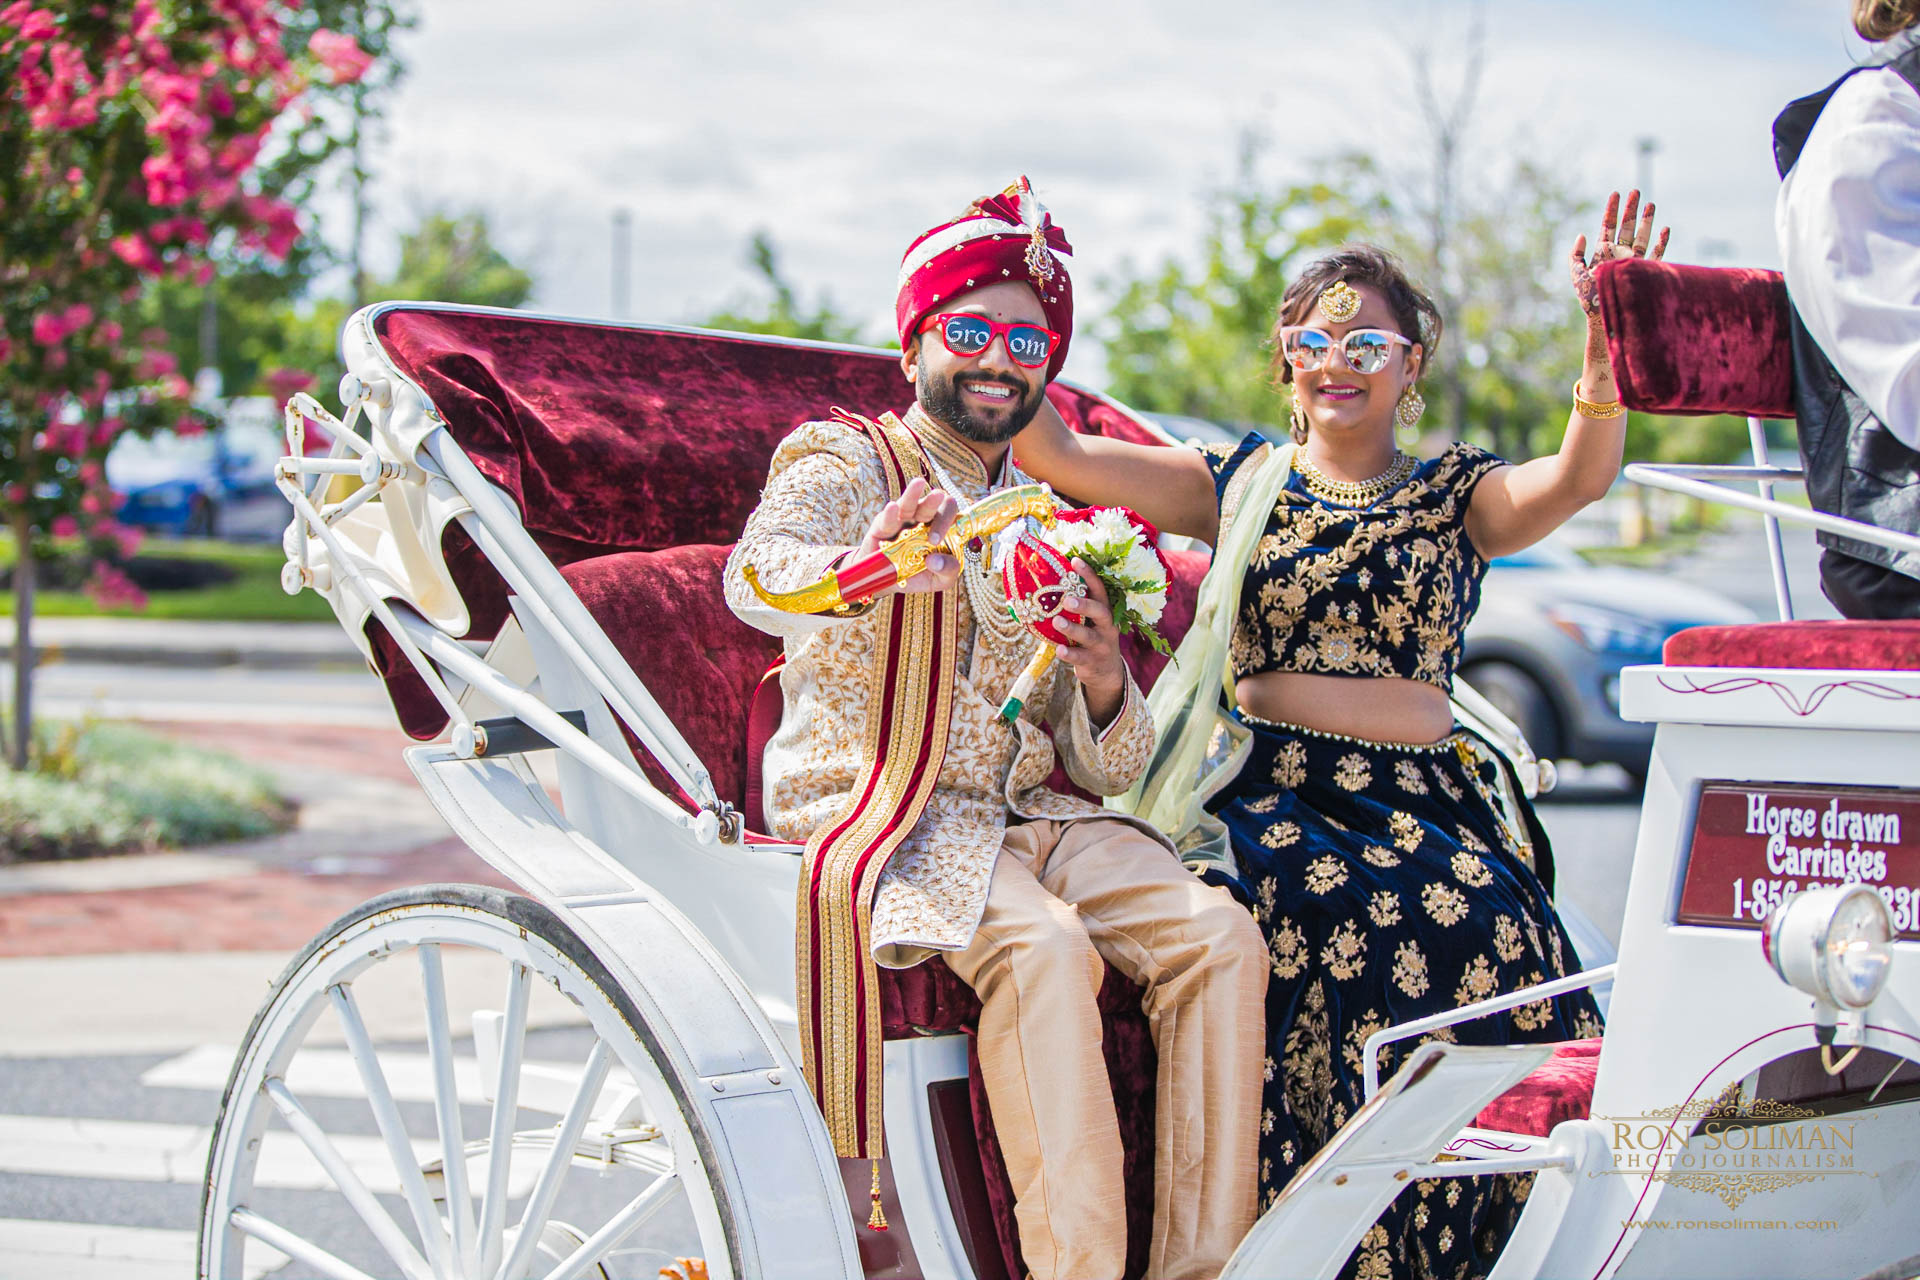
[
  {"x1": 1395, "y1": 383, "x2": 1425, "y2": 437},
  {"x1": 1290, "y1": 395, "x2": 1309, "y2": 446}
]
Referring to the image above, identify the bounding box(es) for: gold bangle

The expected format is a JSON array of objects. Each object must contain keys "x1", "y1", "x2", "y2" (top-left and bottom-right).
[{"x1": 1573, "y1": 379, "x2": 1625, "y2": 419}]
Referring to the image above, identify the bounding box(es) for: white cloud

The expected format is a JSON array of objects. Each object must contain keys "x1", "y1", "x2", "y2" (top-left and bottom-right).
[{"x1": 336, "y1": 0, "x2": 1877, "y2": 383}]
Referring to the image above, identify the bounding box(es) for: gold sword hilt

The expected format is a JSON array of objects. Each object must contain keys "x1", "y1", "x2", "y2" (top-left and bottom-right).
[{"x1": 745, "y1": 483, "x2": 1056, "y2": 614}]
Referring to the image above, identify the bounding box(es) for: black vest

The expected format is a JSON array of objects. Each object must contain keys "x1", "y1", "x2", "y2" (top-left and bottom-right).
[{"x1": 1773, "y1": 47, "x2": 1920, "y2": 581}]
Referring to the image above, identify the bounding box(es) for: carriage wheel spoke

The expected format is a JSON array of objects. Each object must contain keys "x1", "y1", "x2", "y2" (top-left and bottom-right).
[
  {"x1": 230, "y1": 1206, "x2": 384, "y2": 1280},
  {"x1": 494, "y1": 1040, "x2": 614, "y2": 1280},
  {"x1": 262, "y1": 1078, "x2": 434, "y2": 1280},
  {"x1": 478, "y1": 961, "x2": 532, "y2": 1279},
  {"x1": 536, "y1": 1170, "x2": 681, "y2": 1280},
  {"x1": 421, "y1": 944, "x2": 479, "y2": 1274},
  {"x1": 329, "y1": 981, "x2": 456, "y2": 1280}
]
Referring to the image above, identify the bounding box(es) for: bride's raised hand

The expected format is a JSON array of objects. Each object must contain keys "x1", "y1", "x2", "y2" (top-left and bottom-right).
[{"x1": 1568, "y1": 189, "x2": 1671, "y2": 321}]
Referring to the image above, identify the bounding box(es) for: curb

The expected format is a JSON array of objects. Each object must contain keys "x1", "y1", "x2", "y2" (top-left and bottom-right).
[{"x1": 0, "y1": 618, "x2": 361, "y2": 671}]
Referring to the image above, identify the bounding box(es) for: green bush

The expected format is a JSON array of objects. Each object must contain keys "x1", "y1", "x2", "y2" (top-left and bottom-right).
[{"x1": 0, "y1": 722, "x2": 292, "y2": 862}]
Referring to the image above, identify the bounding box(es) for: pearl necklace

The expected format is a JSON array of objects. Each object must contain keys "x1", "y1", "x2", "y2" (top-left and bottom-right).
[{"x1": 1295, "y1": 449, "x2": 1416, "y2": 507}]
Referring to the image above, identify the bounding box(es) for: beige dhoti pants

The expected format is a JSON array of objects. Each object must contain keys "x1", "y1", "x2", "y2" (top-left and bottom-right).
[{"x1": 942, "y1": 817, "x2": 1267, "y2": 1280}]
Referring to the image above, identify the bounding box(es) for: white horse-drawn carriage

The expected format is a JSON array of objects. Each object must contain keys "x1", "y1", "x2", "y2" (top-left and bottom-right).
[{"x1": 197, "y1": 259, "x2": 1920, "y2": 1280}]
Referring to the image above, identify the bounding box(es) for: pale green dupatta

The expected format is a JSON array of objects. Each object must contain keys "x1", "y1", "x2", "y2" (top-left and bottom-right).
[{"x1": 1110, "y1": 439, "x2": 1296, "y2": 874}]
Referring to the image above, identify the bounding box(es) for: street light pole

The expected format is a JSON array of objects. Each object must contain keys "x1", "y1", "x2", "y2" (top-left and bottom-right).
[{"x1": 611, "y1": 208, "x2": 632, "y2": 320}]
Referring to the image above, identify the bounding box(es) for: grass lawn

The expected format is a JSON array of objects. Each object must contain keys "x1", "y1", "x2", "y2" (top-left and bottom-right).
[
  {"x1": 0, "y1": 537, "x2": 334, "y2": 622},
  {"x1": 0, "y1": 720, "x2": 294, "y2": 862}
]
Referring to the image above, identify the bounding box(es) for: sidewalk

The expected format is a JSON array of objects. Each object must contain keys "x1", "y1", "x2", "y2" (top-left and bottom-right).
[
  {"x1": 0, "y1": 616, "x2": 360, "y2": 669},
  {"x1": 0, "y1": 720, "x2": 515, "y2": 1055}
]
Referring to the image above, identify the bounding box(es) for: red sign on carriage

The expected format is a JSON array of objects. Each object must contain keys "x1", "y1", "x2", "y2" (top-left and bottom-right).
[{"x1": 1678, "y1": 782, "x2": 1920, "y2": 940}]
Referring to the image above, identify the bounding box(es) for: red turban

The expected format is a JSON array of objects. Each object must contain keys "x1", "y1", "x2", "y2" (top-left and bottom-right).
[{"x1": 895, "y1": 176, "x2": 1074, "y2": 380}]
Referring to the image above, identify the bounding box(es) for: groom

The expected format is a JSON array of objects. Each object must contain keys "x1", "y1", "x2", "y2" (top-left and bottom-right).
[{"x1": 724, "y1": 179, "x2": 1265, "y2": 1280}]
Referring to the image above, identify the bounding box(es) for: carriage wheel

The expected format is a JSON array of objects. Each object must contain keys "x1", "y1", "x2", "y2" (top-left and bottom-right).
[{"x1": 199, "y1": 884, "x2": 738, "y2": 1280}]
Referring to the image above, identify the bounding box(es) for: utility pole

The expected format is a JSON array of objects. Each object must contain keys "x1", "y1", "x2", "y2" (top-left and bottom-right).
[
  {"x1": 1636, "y1": 136, "x2": 1659, "y2": 205},
  {"x1": 611, "y1": 208, "x2": 632, "y2": 319}
]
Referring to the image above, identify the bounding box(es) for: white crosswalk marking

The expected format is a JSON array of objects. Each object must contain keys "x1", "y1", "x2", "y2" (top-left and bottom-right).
[
  {"x1": 0, "y1": 1218, "x2": 287, "y2": 1280},
  {"x1": 141, "y1": 1041, "x2": 574, "y2": 1105},
  {"x1": 0, "y1": 1113, "x2": 458, "y2": 1194}
]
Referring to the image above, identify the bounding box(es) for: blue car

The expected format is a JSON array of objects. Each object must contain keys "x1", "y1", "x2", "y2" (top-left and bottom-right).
[{"x1": 106, "y1": 410, "x2": 290, "y2": 541}]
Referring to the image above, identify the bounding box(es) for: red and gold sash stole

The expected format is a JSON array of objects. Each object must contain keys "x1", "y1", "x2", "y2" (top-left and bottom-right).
[{"x1": 797, "y1": 408, "x2": 958, "y2": 1165}]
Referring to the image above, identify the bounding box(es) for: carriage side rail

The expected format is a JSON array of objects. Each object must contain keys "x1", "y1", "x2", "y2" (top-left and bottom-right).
[
  {"x1": 1360, "y1": 963, "x2": 1618, "y2": 1100},
  {"x1": 1624, "y1": 419, "x2": 1920, "y2": 623},
  {"x1": 275, "y1": 333, "x2": 742, "y2": 845}
]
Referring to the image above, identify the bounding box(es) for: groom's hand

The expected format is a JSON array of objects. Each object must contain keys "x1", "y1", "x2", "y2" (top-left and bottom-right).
[
  {"x1": 857, "y1": 476, "x2": 960, "y2": 595},
  {"x1": 1052, "y1": 558, "x2": 1125, "y2": 727}
]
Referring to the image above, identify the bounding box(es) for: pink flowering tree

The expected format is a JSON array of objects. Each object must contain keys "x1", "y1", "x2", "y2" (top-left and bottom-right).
[{"x1": 0, "y1": 2, "x2": 375, "y2": 768}]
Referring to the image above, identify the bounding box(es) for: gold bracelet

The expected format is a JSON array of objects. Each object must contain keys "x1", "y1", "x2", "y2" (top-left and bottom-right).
[{"x1": 1573, "y1": 379, "x2": 1625, "y2": 419}]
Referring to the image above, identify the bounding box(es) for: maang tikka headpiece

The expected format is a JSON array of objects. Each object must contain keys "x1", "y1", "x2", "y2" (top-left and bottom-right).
[{"x1": 1317, "y1": 280, "x2": 1362, "y2": 324}]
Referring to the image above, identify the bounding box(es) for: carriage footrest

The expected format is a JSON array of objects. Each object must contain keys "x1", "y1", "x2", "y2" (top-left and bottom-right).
[{"x1": 475, "y1": 709, "x2": 588, "y2": 756}]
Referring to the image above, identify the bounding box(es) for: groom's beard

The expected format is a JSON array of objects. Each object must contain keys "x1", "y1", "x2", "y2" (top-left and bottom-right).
[{"x1": 917, "y1": 361, "x2": 1046, "y2": 445}]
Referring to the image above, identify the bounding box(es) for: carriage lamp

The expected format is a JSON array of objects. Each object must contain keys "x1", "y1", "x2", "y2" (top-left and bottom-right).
[{"x1": 1762, "y1": 885, "x2": 1895, "y2": 1026}]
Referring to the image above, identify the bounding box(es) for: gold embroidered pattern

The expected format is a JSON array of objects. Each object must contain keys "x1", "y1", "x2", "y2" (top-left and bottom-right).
[
  {"x1": 1451, "y1": 850, "x2": 1494, "y2": 887},
  {"x1": 1368, "y1": 889, "x2": 1403, "y2": 927},
  {"x1": 1395, "y1": 758, "x2": 1430, "y2": 794},
  {"x1": 1454, "y1": 953, "x2": 1500, "y2": 1005},
  {"x1": 1333, "y1": 752, "x2": 1372, "y2": 792},
  {"x1": 1270, "y1": 917, "x2": 1309, "y2": 979},
  {"x1": 1323, "y1": 919, "x2": 1367, "y2": 981},
  {"x1": 1361, "y1": 843, "x2": 1401, "y2": 868},
  {"x1": 1304, "y1": 854, "x2": 1349, "y2": 895},
  {"x1": 1259, "y1": 819, "x2": 1302, "y2": 849},
  {"x1": 1389, "y1": 809, "x2": 1424, "y2": 851},
  {"x1": 1393, "y1": 939, "x2": 1431, "y2": 997},
  {"x1": 1493, "y1": 914, "x2": 1525, "y2": 963},
  {"x1": 1422, "y1": 881, "x2": 1470, "y2": 926},
  {"x1": 1272, "y1": 739, "x2": 1308, "y2": 788}
]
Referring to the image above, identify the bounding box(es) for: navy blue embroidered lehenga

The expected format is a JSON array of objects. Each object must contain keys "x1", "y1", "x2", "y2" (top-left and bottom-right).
[{"x1": 1203, "y1": 434, "x2": 1604, "y2": 1280}]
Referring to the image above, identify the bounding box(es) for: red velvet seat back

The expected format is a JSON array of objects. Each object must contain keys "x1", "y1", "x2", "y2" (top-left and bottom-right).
[
  {"x1": 362, "y1": 305, "x2": 1170, "y2": 743},
  {"x1": 1594, "y1": 259, "x2": 1795, "y2": 419}
]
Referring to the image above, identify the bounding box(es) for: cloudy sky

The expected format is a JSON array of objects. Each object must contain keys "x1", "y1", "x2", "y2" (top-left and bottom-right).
[{"x1": 340, "y1": 0, "x2": 1878, "y2": 381}]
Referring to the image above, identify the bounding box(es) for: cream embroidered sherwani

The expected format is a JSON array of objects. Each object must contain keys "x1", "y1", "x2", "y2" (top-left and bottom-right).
[
  {"x1": 723, "y1": 408, "x2": 1165, "y2": 967},
  {"x1": 725, "y1": 405, "x2": 1268, "y2": 1280}
]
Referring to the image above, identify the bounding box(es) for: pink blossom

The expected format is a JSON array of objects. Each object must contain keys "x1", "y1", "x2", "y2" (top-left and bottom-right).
[
  {"x1": 98, "y1": 321, "x2": 122, "y2": 344},
  {"x1": 79, "y1": 490, "x2": 105, "y2": 515},
  {"x1": 173, "y1": 414, "x2": 204, "y2": 437},
  {"x1": 110, "y1": 233, "x2": 159, "y2": 272},
  {"x1": 85, "y1": 563, "x2": 147, "y2": 612},
  {"x1": 61, "y1": 302, "x2": 92, "y2": 333},
  {"x1": 51, "y1": 515, "x2": 79, "y2": 539},
  {"x1": 16, "y1": 8, "x2": 55, "y2": 41},
  {"x1": 31, "y1": 311, "x2": 64, "y2": 345},
  {"x1": 158, "y1": 372, "x2": 191, "y2": 402},
  {"x1": 263, "y1": 366, "x2": 315, "y2": 401},
  {"x1": 106, "y1": 521, "x2": 143, "y2": 560},
  {"x1": 308, "y1": 29, "x2": 373, "y2": 85},
  {"x1": 0, "y1": 336, "x2": 10, "y2": 365},
  {"x1": 136, "y1": 347, "x2": 178, "y2": 379}
]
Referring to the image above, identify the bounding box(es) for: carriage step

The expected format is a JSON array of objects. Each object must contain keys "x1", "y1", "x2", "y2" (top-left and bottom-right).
[{"x1": 474, "y1": 709, "x2": 587, "y2": 756}]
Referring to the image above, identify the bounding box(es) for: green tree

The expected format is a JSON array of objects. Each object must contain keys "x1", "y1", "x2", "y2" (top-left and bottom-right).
[
  {"x1": 703, "y1": 231, "x2": 864, "y2": 344},
  {"x1": 1098, "y1": 140, "x2": 1393, "y2": 430}
]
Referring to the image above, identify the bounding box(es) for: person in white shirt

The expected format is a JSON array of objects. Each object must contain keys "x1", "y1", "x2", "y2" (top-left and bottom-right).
[{"x1": 1775, "y1": 0, "x2": 1920, "y2": 618}]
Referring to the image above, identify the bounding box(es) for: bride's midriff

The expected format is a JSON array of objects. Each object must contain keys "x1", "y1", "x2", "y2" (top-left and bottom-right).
[{"x1": 1235, "y1": 671, "x2": 1455, "y2": 746}]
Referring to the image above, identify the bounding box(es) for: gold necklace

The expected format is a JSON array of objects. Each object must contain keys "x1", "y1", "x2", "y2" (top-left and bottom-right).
[
  {"x1": 905, "y1": 406, "x2": 1035, "y2": 646},
  {"x1": 1295, "y1": 449, "x2": 1416, "y2": 506}
]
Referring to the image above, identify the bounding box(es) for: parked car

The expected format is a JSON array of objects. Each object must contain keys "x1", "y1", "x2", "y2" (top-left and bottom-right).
[
  {"x1": 1141, "y1": 411, "x2": 1253, "y2": 450},
  {"x1": 1460, "y1": 537, "x2": 1755, "y2": 780},
  {"x1": 106, "y1": 398, "x2": 297, "y2": 541}
]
